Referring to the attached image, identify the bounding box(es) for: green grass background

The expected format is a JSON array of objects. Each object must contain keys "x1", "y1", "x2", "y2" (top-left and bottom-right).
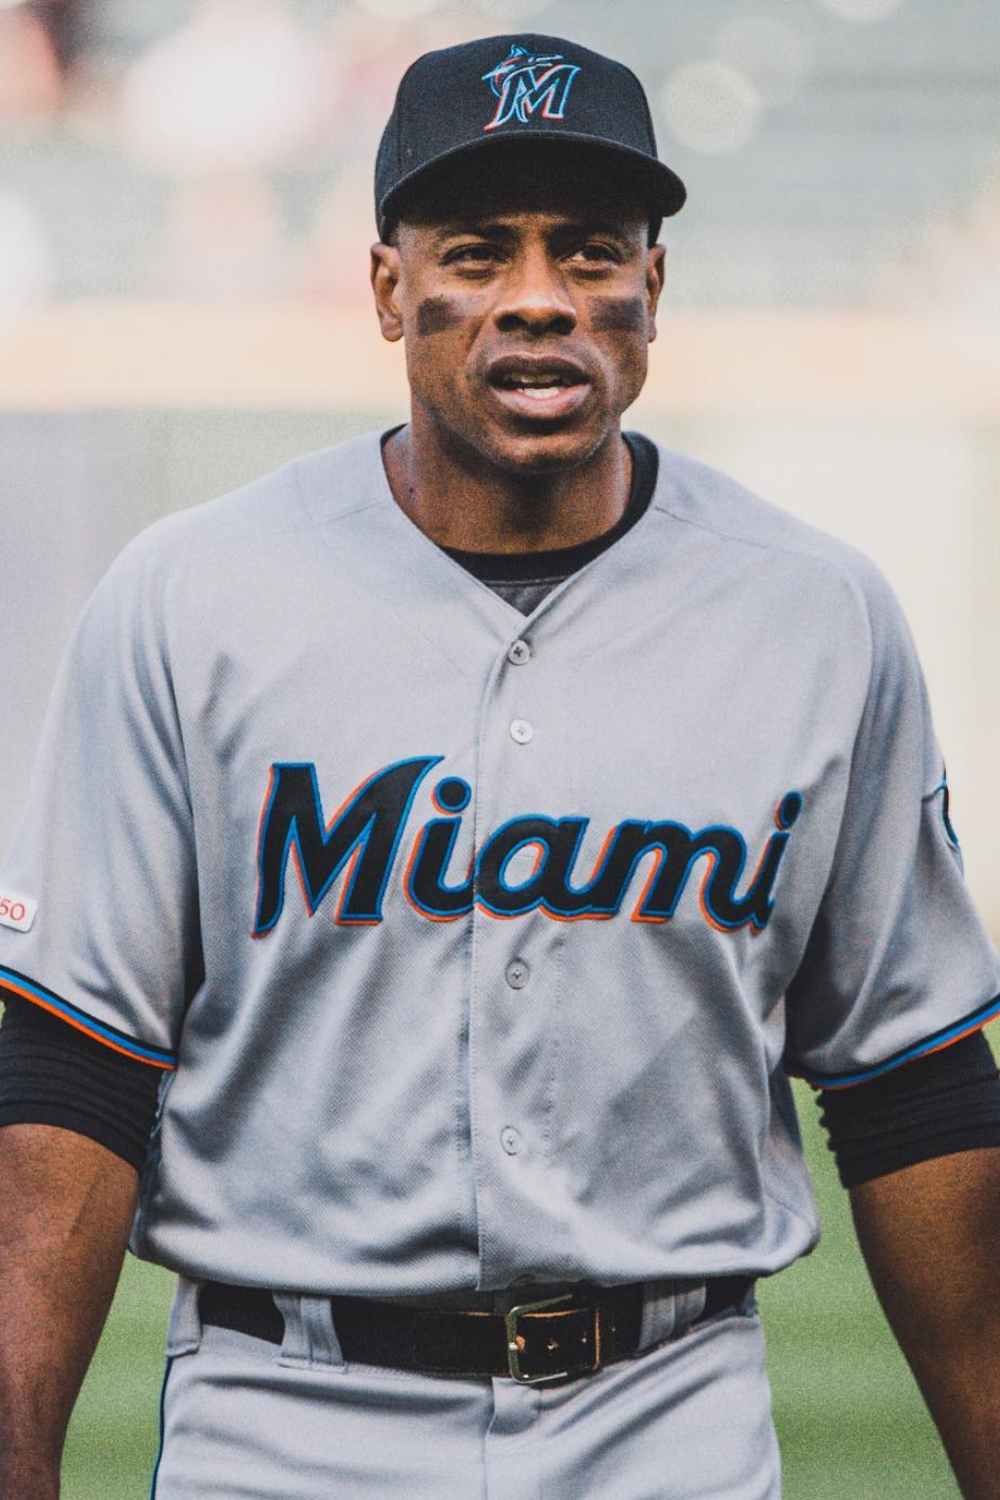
[{"x1": 61, "y1": 1079, "x2": 964, "y2": 1499}]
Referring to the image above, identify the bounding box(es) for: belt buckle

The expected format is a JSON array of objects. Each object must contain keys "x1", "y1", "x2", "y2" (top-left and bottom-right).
[{"x1": 504, "y1": 1291, "x2": 599, "y2": 1385}]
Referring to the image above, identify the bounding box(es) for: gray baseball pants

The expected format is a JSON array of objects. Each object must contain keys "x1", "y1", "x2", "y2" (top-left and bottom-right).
[{"x1": 150, "y1": 1274, "x2": 781, "y2": 1499}]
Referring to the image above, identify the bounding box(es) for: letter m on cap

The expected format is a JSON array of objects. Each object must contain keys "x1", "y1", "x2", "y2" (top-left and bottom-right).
[{"x1": 482, "y1": 46, "x2": 581, "y2": 132}]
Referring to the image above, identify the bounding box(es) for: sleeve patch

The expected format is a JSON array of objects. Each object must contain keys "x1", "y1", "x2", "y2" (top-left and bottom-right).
[
  {"x1": 0, "y1": 964, "x2": 177, "y2": 1070},
  {"x1": 0, "y1": 893, "x2": 38, "y2": 933}
]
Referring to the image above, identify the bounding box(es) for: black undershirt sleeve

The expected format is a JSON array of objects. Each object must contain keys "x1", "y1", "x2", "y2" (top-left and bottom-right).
[
  {"x1": 817, "y1": 1029, "x2": 1000, "y2": 1188},
  {"x1": 0, "y1": 997, "x2": 163, "y2": 1172}
]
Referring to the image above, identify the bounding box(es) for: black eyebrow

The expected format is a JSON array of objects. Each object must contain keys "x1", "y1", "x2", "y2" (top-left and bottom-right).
[
  {"x1": 429, "y1": 218, "x2": 635, "y2": 245},
  {"x1": 429, "y1": 221, "x2": 519, "y2": 243},
  {"x1": 551, "y1": 222, "x2": 636, "y2": 246}
]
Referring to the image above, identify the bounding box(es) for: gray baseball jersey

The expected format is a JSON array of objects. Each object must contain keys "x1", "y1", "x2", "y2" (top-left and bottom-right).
[{"x1": 1, "y1": 430, "x2": 998, "y2": 1296}]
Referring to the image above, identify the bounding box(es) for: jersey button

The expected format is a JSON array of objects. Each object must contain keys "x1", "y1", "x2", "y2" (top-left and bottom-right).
[
  {"x1": 510, "y1": 718, "x2": 534, "y2": 744},
  {"x1": 507, "y1": 639, "x2": 531, "y2": 666},
  {"x1": 500, "y1": 1126, "x2": 522, "y2": 1156},
  {"x1": 505, "y1": 958, "x2": 530, "y2": 989}
]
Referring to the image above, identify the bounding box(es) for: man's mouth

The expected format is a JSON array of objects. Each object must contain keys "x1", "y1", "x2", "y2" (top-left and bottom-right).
[{"x1": 486, "y1": 358, "x2": 591, "y2": 418}]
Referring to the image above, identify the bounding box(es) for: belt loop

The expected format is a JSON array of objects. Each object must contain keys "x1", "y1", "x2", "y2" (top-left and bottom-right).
[
  {"x1": 274, "y1": 1292, "x2": 346, "y2": 1370},
  {"x1": 638, "y1": 1277, "x2": 708, "y2": 1350},
  {"x1": 166, "y1": 1273, "x2": 203, "y2": 1356},
  {"x1": 673, "y1": 1278, "x2": 709, "y2": 1334}
]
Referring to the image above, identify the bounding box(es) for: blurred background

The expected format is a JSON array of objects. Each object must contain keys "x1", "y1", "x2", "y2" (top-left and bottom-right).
[{"x1": 0, "y1": 1, "x2": 997, "y2": 1496}]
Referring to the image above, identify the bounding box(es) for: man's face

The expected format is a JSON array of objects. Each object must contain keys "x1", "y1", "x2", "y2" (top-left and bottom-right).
[{"x1": 371, "y1": 148, "x2": 666, "y2": 475}]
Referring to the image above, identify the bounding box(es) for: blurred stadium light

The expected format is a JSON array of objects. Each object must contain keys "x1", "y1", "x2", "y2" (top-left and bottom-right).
[
  {"x1": 120, "y1": 0, "x2": 334, "y2": 175},
  {"x1": 660, "y1": 60, "x2": 764, "y2": 155}
]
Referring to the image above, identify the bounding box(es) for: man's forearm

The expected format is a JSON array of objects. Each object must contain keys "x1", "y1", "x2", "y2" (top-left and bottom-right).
[
  {"x1": 851, "y1": 1146, "x2": 1000, "y2": 1500},
  {"x1": 0, "y1": 1123, "x2": 138, "y2": 1499}
]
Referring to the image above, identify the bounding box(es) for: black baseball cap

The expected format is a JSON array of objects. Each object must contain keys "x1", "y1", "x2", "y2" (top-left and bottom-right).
[{"x1": 375, "y1": 34, "x2": 686, "y2": 240}]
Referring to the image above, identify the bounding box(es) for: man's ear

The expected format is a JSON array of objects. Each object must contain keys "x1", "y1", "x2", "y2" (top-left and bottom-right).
[
  {"x1": 370, "y1": 241, "x2": 404, "y2": 343},
  {"x1": 645, "y1": 243, "x2": 666, "y2": 344}
]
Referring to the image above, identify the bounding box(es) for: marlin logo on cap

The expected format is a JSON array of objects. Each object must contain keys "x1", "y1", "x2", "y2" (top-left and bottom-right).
[{"x1": 482, "y1": 44, "x2": 581, "y2": 132}]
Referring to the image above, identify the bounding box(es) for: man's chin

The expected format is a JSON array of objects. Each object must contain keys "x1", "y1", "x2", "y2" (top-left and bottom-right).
[{"x1": 478, "y1": 422, "x2": 612, "y2": 477}]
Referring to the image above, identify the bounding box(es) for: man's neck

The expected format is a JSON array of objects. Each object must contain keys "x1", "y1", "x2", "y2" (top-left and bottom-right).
[{"x1": 381, "y1": 416, "x2": 632, "y2": 555}]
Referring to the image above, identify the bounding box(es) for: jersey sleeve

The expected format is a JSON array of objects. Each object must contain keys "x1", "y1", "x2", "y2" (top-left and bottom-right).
[
  {"x1": 0, "y1": 531, "x2": 199, "y2": 1070},
  {"x1": 784, "y1": 562, "x2": 1000, "y2": 1089}
]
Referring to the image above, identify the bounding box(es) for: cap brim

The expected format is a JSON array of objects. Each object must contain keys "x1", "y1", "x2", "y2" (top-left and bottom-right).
[{"x1": 378, "y1": 132, "x2": 686, "y2": 239}]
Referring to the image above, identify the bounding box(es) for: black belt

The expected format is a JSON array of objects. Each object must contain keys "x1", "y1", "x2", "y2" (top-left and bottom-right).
[{"x1": 199, "y1": 1274, "x2": 754, "y2": 1385}]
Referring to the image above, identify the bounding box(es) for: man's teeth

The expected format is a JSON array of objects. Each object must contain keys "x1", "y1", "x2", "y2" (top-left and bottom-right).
[{"x1": 500, "y1": 372, "x2": 575, "y2": 389}]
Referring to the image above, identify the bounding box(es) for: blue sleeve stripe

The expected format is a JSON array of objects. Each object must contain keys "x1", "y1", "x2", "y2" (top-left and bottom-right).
[
  {"x1": 788, "y1": 991, "x2": 1000, "y2": 1090},
  {"x1": 0, "y1": 964, "x2": 178, "y2": 1069}
]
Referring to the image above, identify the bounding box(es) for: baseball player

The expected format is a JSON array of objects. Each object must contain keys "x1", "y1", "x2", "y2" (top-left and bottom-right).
[{"x1": 2, "y1": 32, "x2": 1000, "y2": 1500}]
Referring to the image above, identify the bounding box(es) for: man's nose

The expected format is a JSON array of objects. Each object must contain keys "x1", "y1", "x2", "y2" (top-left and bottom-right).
[{"x1": 493, "y1": 248, "x2": 576, "y2": 335}]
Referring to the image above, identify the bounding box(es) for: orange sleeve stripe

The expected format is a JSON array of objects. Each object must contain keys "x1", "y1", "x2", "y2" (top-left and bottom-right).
[{"x1": 0, "y1": 969, "x2": 177, "y2": 1071}]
